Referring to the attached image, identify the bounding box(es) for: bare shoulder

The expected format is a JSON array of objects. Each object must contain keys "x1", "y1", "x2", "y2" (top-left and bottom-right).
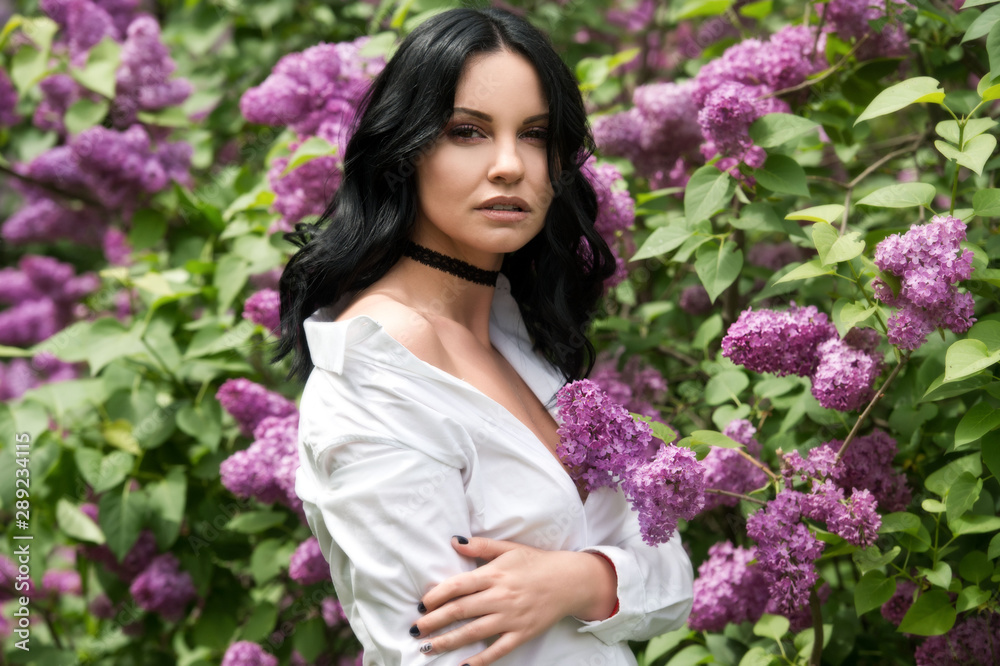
[{"x1": 338, "y1": 293, "x2": 456, "y2": 373}]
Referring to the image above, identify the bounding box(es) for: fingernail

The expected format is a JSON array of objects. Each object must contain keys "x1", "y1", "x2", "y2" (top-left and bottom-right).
[
  {"x1": 453, "y1": 535, "x2": 469, "y2": 544},
  {"x1": 409, "y1": 624, "x2": 420, "y2": 637},
  {"x1": 417, "y1": 601, "x2": 427, "y2": 613},
  {"x1": 419, "y1": 642, "x2": 433, "y2": 654}
]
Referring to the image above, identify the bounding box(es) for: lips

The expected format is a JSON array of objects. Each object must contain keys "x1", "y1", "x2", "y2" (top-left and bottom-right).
[{"x1": 476, "y1": 196, "x2": 531, "y2": 212}]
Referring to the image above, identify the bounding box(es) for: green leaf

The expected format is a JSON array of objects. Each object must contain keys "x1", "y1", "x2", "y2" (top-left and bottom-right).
[
  {"x1": 956, "y1": 585, "x2": 991, "y2": 612},
  {"x1": 753, "y1": 614, "x2": 790, "y2": 641},
  {"x1": 922, "y1": 498, "x2": 946, "y2": 513},
  {"x1": 786, "y1": 204, "x2": 845, "y2": 224},
  {"x1": 944, "y1": 339, "x2": 1000, "y2": 381},
  {"x1": 684, "y1": 165, "x2": 735, "y2": 224},
  {"x1": 918, "y1": 561, "x2": 952, "y2": 589},
  {"x1": 988, "y1": 532, "x2": 1000, "y2": 559},
  {"x1": 753, "y1": 154, "x2": 809, "y2": 196},
  {"x1": 226, "y1": 510, "x2": 286, "y2": 534},
  {"x1": 879, "y1": 512, "x2": 921, "y2": 534},
  {"x1": 688, "y1": 429, "x2": 745, "y2": 449},
  {"x1": 643, "y1": 628, "x2": 693, "y2": 663},
  {"x1": 64, "y1": 98, "x2": 109, "y2": 135},
  {"x1": 949, "y1": 513, "x2": 1000, "y2": 534},
  {"x1": 147, "y1": 468, "x2": 187, "y2": 550},
  {"x1": 672, "y1": 0, "x2": 734, "y2": 20},
  {"x1": 855, "y1": 570, "x2": 896, "y2": 616},
  {"x1": 631, "y1": 225, "x2": 695, "y2": 260},
  {"x1": 240, "y1": 601, "x2": 278, "y2": 643},
  {"x1": 281, "y1": 136, "x2": 338, "y2": 175},
  {"x1": 856, "y1": 183, "x2": 937, "y2": 208},
  {"x1": 739, "y1": 0, "x2": 773, "y2": 18},
  {"x1": 176, "y1": 399, "x2": 223, "y2": 450},
  {"x1": 935, "y1": 134, "x2": 997, "y2": 176},
  {"x1": 734, "y1": 202, "x2": 793, "y2": 232},
  {"x1": 959, "y1": 551, "x2": 993, "y2": 584},
  {"x1": 749, "y1": 113, "x2": 820, "y2": 148},
  {"x1": 898, "y1": 590, "x2": 957, "y2": 636},
  {"x1": 632, "y1": 415, "x2": 678, "y2": 445},
  {"x1": 921, "y1": 373, "x2": 992, "y2": 402},
  {"x1": 983, "y1": 83, "x2": 1000, "y2": 101},
  {"x1": 704, "y1": 370, "x2": 750, "y2": 406},
  {"x1": 56, "y1": 499, "x2": 105, "y2": 544},
  {"x1": 973, "y1": 188, "x2": 1000, "y2": 216},
  {"x1": 965, "y1": 4, "x2": 1000, "y2": 42},
  {"x1": 100, "y1": 485, "x2": 147, "y2": 561},
  {"x1": 837, "y1": 301, "x2": 876, "y2": 333},
  {"x1": 811, "y1": 222, "x2": 866, "y2": 265},
  {"x1": 222, "y1": 188, "x2": 276, "y2": 221},
  {"x1": 946, "y1": 472, "x2": 984, "y2": 524},
  {"x1": 969, "y1": 320, "x2": 1000, "y2": 351},
  {"x1": 984, "y1": 430, "x2": 1000, "y2": 481},
  {"x1": 955, "y1": 402, "x2": 1000, "y2": 446},
  {"x1": 10, "y1": 45, "x2": 48, "y2": 93},
  {"x1": 739, "y1": 647, "x2": 780, "y2": 666},
  {"x1": 214, "y1": 255, "x2": 250, "y2": 315},
  {"x1": 74, "y1": 448, "x2": 133, "y2": 494},
  {"x1": 926, "y1": 453, "x2": 982, "y2": 496},
  {"x1": 694, "y1": 241, "x2": 743, "y2": 303},
  {"x1": 774, "y1": 258, "x2": 837, "y2": 285},
  {"x1": 855, "y1": 77, "x2": 945, "y2": 125},
  {"x1": 70, "y1": 37, "x2": 120, "y2": 98},
  {"x1": 293, "y1": 617, "x2": 327, "y2": 663},
  {"x1": 128, "y1": 209, "x2": 168, "y2": 251}
]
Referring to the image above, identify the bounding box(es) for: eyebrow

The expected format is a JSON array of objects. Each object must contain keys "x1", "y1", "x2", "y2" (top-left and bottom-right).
[{"x1": 452, "y1": 107, "x2": 549, "y2": 124}]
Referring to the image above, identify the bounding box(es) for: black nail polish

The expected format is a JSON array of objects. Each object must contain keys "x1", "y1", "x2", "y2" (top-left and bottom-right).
[
  {"x1": 417, "y1": 601, "x2": 427, "y2": 613},
  {"x1": 409, "y1": 624, "x2": 420, "y2": 637},
  {"x1": 453, "y1": 535, "x2": 469, "y2": 544}
]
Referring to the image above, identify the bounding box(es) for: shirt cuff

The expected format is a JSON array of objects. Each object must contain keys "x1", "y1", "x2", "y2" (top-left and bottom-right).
[
  {"x1": 572, "y1": 546, "x2": 644, "y2": 644},
  {"x1": 590, "y1": 551, "x2": 619, "y2": 618}
]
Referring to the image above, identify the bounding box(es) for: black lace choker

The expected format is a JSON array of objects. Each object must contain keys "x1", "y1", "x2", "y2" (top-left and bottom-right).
[{"x1": 403, "y1": 241, "x2": 500, "y2": 287}]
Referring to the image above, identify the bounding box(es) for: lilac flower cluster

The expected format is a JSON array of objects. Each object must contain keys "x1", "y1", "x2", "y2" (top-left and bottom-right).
[
  {"x1": 0, "y1": 255, "x2": 99, "y2": 347},
  {"x1": 589, "y1": 352, "x2": 668, "y2": 420},
  {"x1": 216, "y1": 378, "x2": 298, "y2": 437},
  {"x1": 556, "y1": 379, "x2": 656, "y2": 491},
  {"x1": 219, "y1": 413, "x2": 302, "y2": 515},
  {"x1": 688, "y1": 541, "x2": 770, "y2": 631},
  {"x1": 821, "y1": 0, "x2": 910, "y2": 60},
  {"x1": 222, "y1": 641, "x2": 279, "y2": 666},
  {"x1": 873, "y1": 215, "x2": 976, "y2": 350},
  {"x1": 34, "y1": 74, "x2": 83, "y2": 135},
  {"x1": 700, "y1": 419, "x2": 767, "y2": 510},
  {"x1": 582, "y1": 157, "x2": 638, "y2": 287},
  {"x1": 880, "y1": 579, "x2": 917, "y2": 626},
  {"x1": 1, "y1": 554, "x2": 34, "y2": 599},
  {"x1": 243, "y1": 289, "x2": 281, "y2": 335},
  {"x1": 679, "y1": 285, "x2": 713, "y2": 315},
  {"x1": 0, "y1": 353, "x2": 78, "y2": 401},
  {"x1": 1, "y1": 196, "x2": 106, "y2": 247},
  {"x1": 831, "y1": 429, "x2": 911, "y2": 512},
  {"x1": 41, "y1": 569, "x2": 82, "y2": 596},
  {"x1": 113, "y1": 17, "x2": 193, "y2": 126},
  {"x1": 810, "y1": 333, "x2": 882, "y2": 411},
  {"x1": 129, "y1": 553, "x2": 197, "y2": 621},
  {"x1": 322, "y1": 597, "x2": 348, "y2": 628},
  {"x1": 557, "y1": 380, "x2": 705, "y2": 545},
  {"x1": 914, "y1": 612, "x2": 1000, "y2": 666},
  {"x1": 697, "y1": 82, "x2": 786, "y2": 171},
  {"x1": 722, "y1": 304, "x2": 837, "y2": 376},
  {"x1": 289, "y1": 537, "x2": 330, "y2": 585},
  {"x1": 0, "y1": 70, "x2": 21, "y2": 126},
  {"x1": 80, "y1": 504, "x2": 159, "y2": 581},
  {"x1": 747, "y1": 242, "x2": 814, "y2": 272},
  {"x1": 240, "y1": 38, "x2": 384, "y2": 229}
]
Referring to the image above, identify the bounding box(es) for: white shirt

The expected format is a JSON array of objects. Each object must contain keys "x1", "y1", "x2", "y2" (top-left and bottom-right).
[{"x1": 294, "y1": 275, "x2": 693, "y2": 666}]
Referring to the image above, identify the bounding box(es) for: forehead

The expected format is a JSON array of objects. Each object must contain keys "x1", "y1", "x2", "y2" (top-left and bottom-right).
[{"x1": 453, "y1": 50, "x2": 548, "y2": 113}]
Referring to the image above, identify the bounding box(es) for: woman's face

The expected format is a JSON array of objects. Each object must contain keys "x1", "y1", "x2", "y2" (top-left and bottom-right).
[{"x1": 411, "y1": 49, "x2": 553, "y2": 269}]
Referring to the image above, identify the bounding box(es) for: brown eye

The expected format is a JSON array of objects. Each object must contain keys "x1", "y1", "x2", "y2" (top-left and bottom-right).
[
  {"x1": 449, "y1": 124, "x2": 485, "y2": 140},
  {"x1": 522, "y1": 127, "x2": 549, "y2": 142}
]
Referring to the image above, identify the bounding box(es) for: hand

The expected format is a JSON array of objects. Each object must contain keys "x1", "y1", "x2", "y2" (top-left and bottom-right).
[{"x1": 410, "y1": 536, "x2": 617, "y2": 665}]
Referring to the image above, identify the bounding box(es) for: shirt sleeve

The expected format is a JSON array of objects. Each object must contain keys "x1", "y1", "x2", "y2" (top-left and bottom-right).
[
  {"x1": 571, "y1": 489, "x2": 694, "y2": 645},
  {"x1": 298, "y1": 434, "x2": 487, "y2": 666}
]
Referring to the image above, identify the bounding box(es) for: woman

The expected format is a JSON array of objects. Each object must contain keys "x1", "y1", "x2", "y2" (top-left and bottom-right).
[{"x1": 277, "y1": 8, "x2": 693, "y2": 665}]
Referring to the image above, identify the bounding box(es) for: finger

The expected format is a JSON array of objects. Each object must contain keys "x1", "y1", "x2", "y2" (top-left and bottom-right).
[
  {"x1": 413, "y1": 589, "x2": 498, "y2": 637},
  {"x1": 414, "y1": 614, "x2": 501, "y2": 657},
  {"x1": 459, "y1": 630, "x2": 524, "y2": 666},
  {"x1": 419, "y1": 569, "x2": 489, "y2": 613},
  {"x1": 452, "y1": 535, "x2": 526, "y2": 562}
]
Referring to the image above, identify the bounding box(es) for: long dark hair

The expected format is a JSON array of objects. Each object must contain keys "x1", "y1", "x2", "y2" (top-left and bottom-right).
[{"x1": 275, "y1": 7, "x2": 617, "y2": 382}]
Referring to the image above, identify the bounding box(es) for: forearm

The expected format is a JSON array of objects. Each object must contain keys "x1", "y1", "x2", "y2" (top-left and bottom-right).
[{"x1": 562, "y1": 551, "x2": 618, "y2": 622}]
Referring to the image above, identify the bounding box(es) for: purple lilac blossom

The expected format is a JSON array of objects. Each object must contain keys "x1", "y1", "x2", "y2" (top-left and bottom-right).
[
  {"x1": 322, "y1": 597, "x2": 348, "y2": 627},
  {"x1": 722, "y1": 304, "x2": 837, "y2": 377},
  {"x1": 688, "y1": 541, "x2": 770, "y2": 631},
  {"x1": 555, "y1": 380, "x2": 656, "y2": 491},
  {"x1": 41, "y1": 570, "x2": 82, "y2": 595},
  {"x1": 113, "y1": 16, "x2": 193, "y2": 127},
  {"x1": 810, "y1": 335, "x2": 882, "y2": 411},
  {"x1": 216, "y1": 378, "x2": 298, "y2": 437},
  {"x1": 873, "y1": 215, "x2": 976, "y2": 350},
  {"x1": 129, "y1": 553, "x2": 197, "y2": 621},
  {"x1": 289, "y1": 537, "x2": 330, "y2": 584},
  {"x1": 881, "y1": 579, "x2": 917, "y2": 626},
  {"x1": 0, "y1": 255, "x2": 99, "y2": 347},
  {"x1": 697, "y1": 81, "x2": 787, "y2": 170},
  {"x1": 267, "y1": 151, "x2": 342, "y2": 230},
  {"x1": 220, "y1": 414, "x2": 303, "y2": 516},
  {"x1": 0, "y1": 353, "x2": 78, "y2": 401},
  {"x1": 747, "y1": 242, "x2": 814, "y2": 271},
  {"x1": 914, "y1": 612, "x2": 1000, "y2": 666},
  {"x1": 831, "y1": 429, "x2": 911, "y2": 512},
  {"x1": 222, "y1": 641, "x2": 279, "y2": 666},
  {"x1": 746, "y1": 489, "x2": 824, "y2": 613},
  {"x1": 606, "y1": 0, "x2": 654, "y2": 30},
  {"x1": 679, "y1": 285, "x2": 713, "y2": 315},
  {"x1": 66, "y1": 0, "x2": 120, "y2": 64},
  {"x1": 33, "y1": 74, "x2": 80, "y2": 134},
  {"x1": 1, "y1": 196, "x2": 106, "y2": 246},
  {"x1": 589, "y1": 353, "x2": 668, "y2": 420},
  {"x1": 621, "y1": 444, "x2": 706, "y2": 546},
  {"x1": 821, "y1": 0, "x2": 911, "y2": 59},
  {"x1": 1, "y1": 554, "x2": 33, "y2": 600},
  {"x1": 583, "y1": 157, "x2": 636, "y2": 239},
  {"x1": 243, "y1": 289, "x2": 281, "y2": 334},
  {"x1": 89, "y1": 594, "x2": 116, "y2": 619},
  {"x1": 82, "y1": 524, "x2": 159, "y2": 583},
  {"x1": 700, "y1": 419, "x2": 768, "y2": 510},
  {"x1": 769, "y1": 582, "x2": 830, "y2": 633},
  {"x1": 0, "y1": 70, "x2": 21, "y2": 126},
  {"x1": 103, "y1": 227, "x2": 132, "y2": 265},
  {"x1": 781, "y1": 443, "x2": 841, "y2": 484}
]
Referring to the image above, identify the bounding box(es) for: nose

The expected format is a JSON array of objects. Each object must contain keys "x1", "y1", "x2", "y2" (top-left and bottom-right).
[{"x1": 487, "y1": 136, "x2": 525, "y2": 184}]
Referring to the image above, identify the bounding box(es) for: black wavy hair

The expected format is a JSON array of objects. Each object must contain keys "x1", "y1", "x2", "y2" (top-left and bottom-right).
[{"x1": 275, "y1": 7, "x2": 617, "y2": 382}]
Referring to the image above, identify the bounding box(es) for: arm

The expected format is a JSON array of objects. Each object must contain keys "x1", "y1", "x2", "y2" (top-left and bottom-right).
[{"x1": 298, "y1": 435, "x2": 487, "y2": 666}]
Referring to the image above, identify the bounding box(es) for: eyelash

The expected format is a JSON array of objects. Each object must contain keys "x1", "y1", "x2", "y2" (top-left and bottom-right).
[{"x1": 448, "y1": 124, "x2": 548, "y2": 142}]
